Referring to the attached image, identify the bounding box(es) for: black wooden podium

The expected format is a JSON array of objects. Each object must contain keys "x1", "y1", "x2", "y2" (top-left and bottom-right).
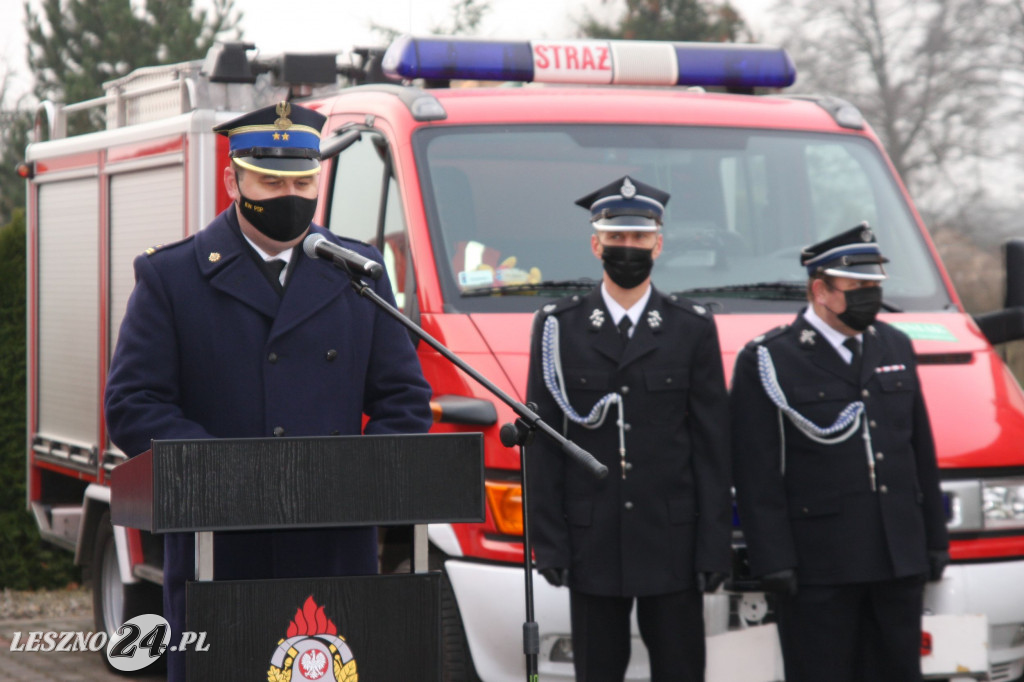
[{"x1": 111, "y1": 433, "x2": 483, "y2": 681}]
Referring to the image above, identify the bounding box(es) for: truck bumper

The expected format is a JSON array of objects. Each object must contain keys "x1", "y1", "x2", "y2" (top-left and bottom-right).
[
  {"x1": 924, "y1": 561, "x2": 1024, "y2": 681},
  {"x1": 446, "y1": 558, "x2": 1023, "y2": 682},
  {"x1": 444, "y1": 559, "x2": 779, "y2": 682}
]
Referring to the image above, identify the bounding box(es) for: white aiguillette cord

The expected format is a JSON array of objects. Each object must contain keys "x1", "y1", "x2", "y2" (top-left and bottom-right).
[{"x1": 756, "y1": 345, "x2": 876, "y2": 490}]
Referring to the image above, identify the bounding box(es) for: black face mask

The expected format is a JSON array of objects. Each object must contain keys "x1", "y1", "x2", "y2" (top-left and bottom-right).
[
  {"x1": 238, "y1": 191, "x2": 317, "y2": 243},
  {"x1": 601, "y1": 246, "x2": 654, "y2": 289},
  {"x1": 836, "y1": 285, "x2": 883, "y2": 332}
]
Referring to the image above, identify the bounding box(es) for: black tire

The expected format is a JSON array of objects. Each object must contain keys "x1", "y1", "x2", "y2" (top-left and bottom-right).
[
  {"x1": 377, "y1": 537, "x2": 482, "y2": 681},
  {"x1": 91, "y1": 510, "x2": 165, "y2": 675},
  {"x1": 432, "y1": 553, "x2": 482, "y2": 682}
]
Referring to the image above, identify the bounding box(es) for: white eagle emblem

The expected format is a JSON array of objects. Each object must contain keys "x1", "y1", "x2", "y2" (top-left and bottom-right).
[
  {"x1": 543, "y1": 303, "x2": 557, "y2": 313},
  {"x1": 299, "y1": 649, "x2": 328, "y2": 679},
  {"x1": 647, "y1": 310, "x2": 663, "y2": 329},
  {"x1": 692, "y1": 304, "x2": 707, "y2": 316},
  {"x1": 620, "y1": 177, "x2": 637, "y2": 198},
  {"x1": 589, "y1": 308, "x2": 605, "y2": 328},
  {"x1": 799, "y1": 329, "x2": 817, "y2": 345}
]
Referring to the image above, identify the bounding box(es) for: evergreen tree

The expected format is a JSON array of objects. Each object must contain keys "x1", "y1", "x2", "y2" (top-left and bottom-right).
[
  {"x1": 579, "y1": 0, "x2": 750, "y2": 42},
  {"x1": 0, "y1": 109, "x2": 31, "y2": 227},
  {"x1": 25, "y1": 0, "x2": 241, "y2": 132},
  {"x1": 0, "y1": 211, "x2": 79, "y2": 588}
]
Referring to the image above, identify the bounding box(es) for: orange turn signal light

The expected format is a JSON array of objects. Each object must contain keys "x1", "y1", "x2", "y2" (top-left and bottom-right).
[{"x1": 485, "y1": 480, "x2": 523, "y2": 536}]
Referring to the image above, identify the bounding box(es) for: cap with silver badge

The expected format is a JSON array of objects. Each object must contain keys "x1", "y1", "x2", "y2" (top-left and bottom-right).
[
  {"x1": 800, "y1": 222, "x2": 889, "y2": 280},
  {"x1": 575, "y1": 176, "x2": 670, "y2": 231}
]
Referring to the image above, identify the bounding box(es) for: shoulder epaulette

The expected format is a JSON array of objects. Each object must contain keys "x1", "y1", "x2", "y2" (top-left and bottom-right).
[
  {"x1": 144, "y1": 234, "x2": 195, "y2": 257},
  {"x1": 664, "y1": 293, "x2": 712, "y2": 319},
  {"x1": 537, "y1": 294, "x2": 586, "y2": 318},
  {"x1": 334, "y1": 234, "x2": 372, "y2": 248},
  {"x1": 745, "y1": 324, "x2": 789, "y2": 349}
]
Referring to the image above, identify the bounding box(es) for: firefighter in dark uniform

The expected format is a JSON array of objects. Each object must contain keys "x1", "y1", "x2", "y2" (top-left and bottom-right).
[
  {"x1": 730, "y1": 224, "x2": 950, "y2": 682},
  {"x1": 525, "y1": 176, "x2": 732, "y2": 682},
  {"x1": 103, "y1": 102, "x2": 432, "y2": 682}
]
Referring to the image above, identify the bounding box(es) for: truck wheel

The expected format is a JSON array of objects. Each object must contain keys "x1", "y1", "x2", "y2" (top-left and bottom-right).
[
  {"x1": 434, "y1": 554, "x2": 482, "y2": 682},
  {"x1": 380, "y1": 541, "x2": 481, "y2": 681},
  {"x1": 91, "y1": 511, "x2": 164, "y2": 674}
]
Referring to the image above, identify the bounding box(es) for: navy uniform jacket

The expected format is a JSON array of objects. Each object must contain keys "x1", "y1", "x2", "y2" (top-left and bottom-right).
[
  {"x1": 525, "y1": 287, "x2": 732, "y2": 597},
  {"x1": 104, "y1": 207, "x2": 432, "y2": 583},
  {"x1": 730, "y1": 311, "x2": 949, "y2": 585}
]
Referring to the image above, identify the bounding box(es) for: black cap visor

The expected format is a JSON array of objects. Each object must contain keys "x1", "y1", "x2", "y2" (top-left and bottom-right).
[{"x1": 231, "y1": 147, "x2": 321, "y2": 177}]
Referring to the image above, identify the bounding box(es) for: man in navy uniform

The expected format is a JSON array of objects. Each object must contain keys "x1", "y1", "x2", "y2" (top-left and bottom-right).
[
  {"x1": 526, "y1": 176, "x2": 732, "y2": 682},
  {"x1": 104, "y1": 101, "x2": 432, "y2": 681},
  {"x1": 729, "y1": 224, "x2": 950, "y2": 682}
]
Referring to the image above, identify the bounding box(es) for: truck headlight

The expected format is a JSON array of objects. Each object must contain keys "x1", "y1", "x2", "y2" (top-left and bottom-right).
[{"x1": 982, "y1": 479, "x2": 1024, "y2": 529}]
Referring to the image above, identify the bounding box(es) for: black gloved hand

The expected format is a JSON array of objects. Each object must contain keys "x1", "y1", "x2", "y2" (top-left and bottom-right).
[
  {"x1": 696, "y1": 571, "x2": 728, "y2": 594},
  {"x1": 540, "y1": 567, "x2": 569, "y2": 588},
  {"x1": 928, "y1": 550, "x2": 950, "y2": 582},
  {"x1": 760, "y1": 568, "x2": 798, "y2": 596}
]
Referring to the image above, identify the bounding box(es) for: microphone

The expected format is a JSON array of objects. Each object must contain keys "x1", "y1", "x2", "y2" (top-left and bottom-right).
[{"x1": 303, "y1": 233, "x2": 384, "y2": 281}]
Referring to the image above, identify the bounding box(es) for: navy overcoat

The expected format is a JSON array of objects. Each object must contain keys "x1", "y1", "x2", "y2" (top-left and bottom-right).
[{"x1": 104, "y1": 208, "x2": 432, "y2": 655}]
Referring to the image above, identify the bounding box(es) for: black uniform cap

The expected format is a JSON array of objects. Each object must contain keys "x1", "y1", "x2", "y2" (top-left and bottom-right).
[
  {"x1": 800, "y1": 222, "x2": 889, "y2": 281},
  {"x1": 575, "y1": 176, "x2": 670, "y2": 231}
]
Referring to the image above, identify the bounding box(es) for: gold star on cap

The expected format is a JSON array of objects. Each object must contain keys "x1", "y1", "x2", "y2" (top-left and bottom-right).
[{"x1": 209, "y1": 252, "x2": 221, "y2": 262}]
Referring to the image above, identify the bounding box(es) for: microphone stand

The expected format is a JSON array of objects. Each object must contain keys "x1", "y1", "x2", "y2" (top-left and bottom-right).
[{"x1": 344, "y1": 271, "x2": 607, "y2": 682}]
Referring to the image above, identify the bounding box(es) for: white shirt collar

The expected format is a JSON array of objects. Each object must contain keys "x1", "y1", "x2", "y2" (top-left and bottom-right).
[
  {"x1": 803, "y1": 306, "x2": 861, "y2": 364},
  {"x1": 241, "y1": 233, "x2": 293, "y2": 285},
  {"x1": 601, "y1": 282, "x2": 652, "y2": 332},
  {"x1": 241, "y1": 232, "x2": 293, "y2": 266}
]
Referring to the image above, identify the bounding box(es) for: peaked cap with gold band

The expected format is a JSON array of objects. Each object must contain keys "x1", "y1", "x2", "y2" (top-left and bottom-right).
[{"x1": 213, "y1": 101, "x2": 326, "y2": 177}]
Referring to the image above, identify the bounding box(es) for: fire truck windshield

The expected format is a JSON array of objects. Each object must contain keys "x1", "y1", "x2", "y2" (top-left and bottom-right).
[{"x1": 416, "y1": 125, "x2": 951, "y2": 314}]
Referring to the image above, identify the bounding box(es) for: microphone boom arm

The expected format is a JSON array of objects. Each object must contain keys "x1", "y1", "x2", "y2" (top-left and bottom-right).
[{"x1": 347, "y1": 276, "x2": 608, "y2": 479}]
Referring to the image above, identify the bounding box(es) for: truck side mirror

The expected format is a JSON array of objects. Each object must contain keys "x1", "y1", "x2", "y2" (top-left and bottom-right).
[
  {"x1": 973, "y1": 308, "x2": 1024, "y2": 346},
  {"x1": 973, "y1": 239, "x2": 1024, "y2": 345},
  {"x1": 1005, "y1": 239, "x2": 1024, "y2": 309}
]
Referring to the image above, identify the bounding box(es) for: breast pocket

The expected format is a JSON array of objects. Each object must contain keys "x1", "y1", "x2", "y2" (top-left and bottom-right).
[
  {"x1": 563, "y1": 368, "x2": 612, "y2": 393},
  {"x1": 790, "y1": 381, "x2": 858, "y2": 426},
  {"x1": 642, "y1": 366, "x2": 689, "y2": 423},
  {"x1": 876, "y1": 372, "x2": 917, "y2": 428}
]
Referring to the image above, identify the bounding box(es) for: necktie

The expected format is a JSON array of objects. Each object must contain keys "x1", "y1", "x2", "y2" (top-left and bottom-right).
[
  {"x1": 617, "y1": 315, "x2": 633, "y2": 339},
  {"x1": 843, "y1": 336, "x2": 862, "y2": 376},
  {"x1": 265, "y1": 259, "x2": 286, "y2": 285}
]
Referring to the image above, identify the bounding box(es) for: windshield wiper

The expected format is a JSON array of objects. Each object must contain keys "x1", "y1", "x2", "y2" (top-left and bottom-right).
[
  {"x1": 676, "y1": 281, "x2": 904, "y2": 311},
  {"x1": 675, "y1": 281, "x2": 808, "y2": 301},
  {"x1": 460, "y1": 279, "x2": 598, "y2": 298}
]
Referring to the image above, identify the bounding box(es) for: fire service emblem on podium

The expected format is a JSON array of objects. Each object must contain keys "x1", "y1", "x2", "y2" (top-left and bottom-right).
[{"x1": 267, "y1": 596, "x2": 357, "y2": 682}]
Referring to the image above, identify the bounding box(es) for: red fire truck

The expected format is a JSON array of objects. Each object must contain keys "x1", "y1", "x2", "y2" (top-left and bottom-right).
[{"x1": 24, "y1": 36, "x2": 1024, "y2": 681}]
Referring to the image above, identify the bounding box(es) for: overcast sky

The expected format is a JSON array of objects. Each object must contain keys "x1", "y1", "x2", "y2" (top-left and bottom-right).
[{"x1": 1, "y1": 0, "x2": 776, "y2": 106}]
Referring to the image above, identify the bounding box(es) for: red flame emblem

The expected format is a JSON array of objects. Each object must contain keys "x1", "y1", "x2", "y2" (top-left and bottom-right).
[{"x1": 286, "y1": 596, "x2": 338, "y2": 638}]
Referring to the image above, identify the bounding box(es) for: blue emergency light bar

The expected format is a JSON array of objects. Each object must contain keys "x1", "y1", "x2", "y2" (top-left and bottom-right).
[{"x1": 382, "y1": 35, "x2": 796, "y2": 90}]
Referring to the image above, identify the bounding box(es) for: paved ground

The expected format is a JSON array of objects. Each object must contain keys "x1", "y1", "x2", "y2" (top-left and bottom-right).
[{"x1": 0, "y1": 588, "x2": 164, "y2": 681}]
